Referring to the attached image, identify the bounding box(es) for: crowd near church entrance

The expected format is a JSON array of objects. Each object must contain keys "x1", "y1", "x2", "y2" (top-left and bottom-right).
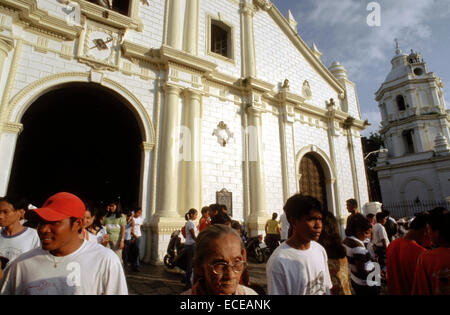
[{"x1": 7, "y1": 83, "x2": 143, "y2": 208}]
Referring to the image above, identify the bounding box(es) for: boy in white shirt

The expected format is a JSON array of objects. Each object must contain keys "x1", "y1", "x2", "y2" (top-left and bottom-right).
[
  {"x1": 0, "y1": 192, "x2": 128, "y2": 295},
  {"x1": 372, "y1": 211, "x2": 390, "y2": 273},
  {"x1": 0, "y1": 196, "x2": 41, "y2": 268},
  {"x1": 266, "y1": 194, "x2": 332, "y2": 295}
]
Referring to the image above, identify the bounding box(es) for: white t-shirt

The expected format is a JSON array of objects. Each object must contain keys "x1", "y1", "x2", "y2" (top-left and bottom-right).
[
  {"x1": 372, "y1": 223, "x2": 390, "y2": 247},
  {"x1": 133, "y1": 216, "x2": 143, "y2": 238},
  {"x1": 266, "y1": 241, "x2": 332, "y2": 295},
  {"x1": 0, "y1": 227, "x2": 41, "y2": 267},
  {"x1": 280, "y1": 212, "x2": 290, "y2": 240},
  {"x1": 0, "y1": 240, "x2": 128, "y2": 295},
  {"x1": 185, "y1": 220, "x2": 197, "y2": 246}
]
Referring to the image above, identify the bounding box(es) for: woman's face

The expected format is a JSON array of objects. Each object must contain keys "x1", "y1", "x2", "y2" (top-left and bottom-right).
[
  {"x1": 191, "y1": 211, "x2": 198, "y2": 220},
  {"x1": 84, "y1": 210, "x2": 95, "y2": 228},
  {"x1": 134, "y1": 209, "x2": 142, "y2": 218},
  {"x1": 199, "y1": 233, "x2": 244, "y2": 295},
  {"x1": 106, "y1": 203, "x2": 117, "y2": 213}
]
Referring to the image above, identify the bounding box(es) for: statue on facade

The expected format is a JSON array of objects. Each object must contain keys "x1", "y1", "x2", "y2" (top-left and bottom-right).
[{"x1": 212, "y1": 121, "x2": 234, "y2": 147}]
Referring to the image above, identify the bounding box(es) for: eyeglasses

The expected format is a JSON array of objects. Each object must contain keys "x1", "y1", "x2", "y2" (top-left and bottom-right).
[{"x1": 209, "y1": 260, "x2": 247, "y2": 275}]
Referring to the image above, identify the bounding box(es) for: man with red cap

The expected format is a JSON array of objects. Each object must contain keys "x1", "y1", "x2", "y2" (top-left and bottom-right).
[{"x1": 0, "y1": 192, "x2": 128, "y2": 295}]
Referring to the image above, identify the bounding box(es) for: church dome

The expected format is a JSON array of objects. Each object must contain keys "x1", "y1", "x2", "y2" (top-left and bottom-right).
[
  {"x1": 384, "y1": 53, "x2": 410, "y2": 83},
  {"x1": 329, "y1": 61, "x2": 348, "y2": 80}
]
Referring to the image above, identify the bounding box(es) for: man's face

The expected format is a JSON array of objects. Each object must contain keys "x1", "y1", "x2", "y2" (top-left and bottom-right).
[
  {"x1": 199, "y1": 233, "x2": 244, "y2": 295},
  {"x1": 0, "y1": 201, "x2": 21, "y2": 228},
  {"x1": 291, "y1": 210, "x2": 323, "y2": 242},
  {"x1": 346, "y1": 201, "x2": 355, "y2": 213},
  {"x1": 37, "y1": 217, "x2": 82, "y2": 252}
]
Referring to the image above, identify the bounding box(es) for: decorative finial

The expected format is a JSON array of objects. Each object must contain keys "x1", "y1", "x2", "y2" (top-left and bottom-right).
[{"x1": 395, "y1": 38, "x2": 401, "y2": 55}]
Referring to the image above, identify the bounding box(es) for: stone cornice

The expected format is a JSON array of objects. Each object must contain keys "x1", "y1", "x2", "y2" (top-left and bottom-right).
[
  {"x1": 1, "y1": 0, "x2": 82, "y2": 40},
  {"x1": 375, "y1": 77, "x2": 438, "y2": 101},
  {"x1": 254, "y1": 0, "x2": 345, "y2": 96},
  {"x1": 379, "y1": 113, "x2": 449, "y2": 134},
  {"x1": 121, "y1": 40, "x2": 161, "y2": 65},
  {"x1": 375, "y1": 154, "x2": 450, "y2": 172},
  {"x1": 160, "y1": 44, "x2": 217, "y2": 74},
  {"x1": 240, "y1": 76, "x2": 275, "y2": 94}
]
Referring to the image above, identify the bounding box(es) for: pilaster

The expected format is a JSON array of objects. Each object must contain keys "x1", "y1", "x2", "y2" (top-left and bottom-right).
[
  {"x1": 181, "y1": 88, "x2": 202, "y2": 212},
  {"x1": 246, "y1": 101, "x2": 269, "y2": 234},
  {"x1": 166, "y1": 0, "x2": 183, "y2": 50},
  {"x1": 240, "y1": 2, "x2": 256, "y2": 78},
  {"x1": 184, "y1": 0, "x2": 199, "y2": 55},
  {"x1": 156, "y1": 84, "x2": 183, "y2": 218}
]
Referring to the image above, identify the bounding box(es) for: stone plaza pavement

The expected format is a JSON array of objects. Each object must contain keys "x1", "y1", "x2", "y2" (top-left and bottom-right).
[{"x1": 125, "y1": 259, "x2": 268, "y2": 295}]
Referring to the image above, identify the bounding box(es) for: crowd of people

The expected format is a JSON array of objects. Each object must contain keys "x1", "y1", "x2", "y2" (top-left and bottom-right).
[{"x1": 0, "y1": 191, "x2": 449, "y2": 295}]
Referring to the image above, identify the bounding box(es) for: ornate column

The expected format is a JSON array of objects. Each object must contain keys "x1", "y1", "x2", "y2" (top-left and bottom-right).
[
  {"x1": 156, "y1": 84, "x2": 182, "y2": 218},
  {"x1": 181, "y1": 88, "x2": 202, "y2": 212},
  {"x1": 344, "y1": 117, "x2": 361, "y2": 211},
  {"x1": 166, "y1": 0, "x2": 183, "y2": 50},
  {"x1": 150, "y1": 84, "x2": 185, "y2": 264},
  {"x1": 184, "y1": 0, "x2": 199, "y2": 55},
  {"x1": 0, "y1": 123, "x2": 22, "y2": 196},
  {"x1": 246, "y1": 102, "x2": 269, "y2": 235},
  {"x1": 240, "y1": 2, "x2": 256, "y2": 78},
  {"x1": 326, "y1": 103, "x2": 344, "y2": 235}
]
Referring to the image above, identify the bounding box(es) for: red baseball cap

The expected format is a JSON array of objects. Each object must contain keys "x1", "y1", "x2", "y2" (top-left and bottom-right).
[{"x1": 33, "y1": 192, "x2": 85, "y2": 221}]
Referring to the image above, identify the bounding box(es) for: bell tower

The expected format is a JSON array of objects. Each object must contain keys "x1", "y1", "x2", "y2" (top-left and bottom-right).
[
  {"x1": 374, "y1": 40, "x2": 450, "y2": 205},
  {"x1": 376, "y1": 40, "x2": 449, "y2": 157}
]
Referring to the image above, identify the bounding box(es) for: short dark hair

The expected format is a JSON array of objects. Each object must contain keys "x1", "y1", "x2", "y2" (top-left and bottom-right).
[
  {"x1": 0, "y1": 195, "x2": 28, "y2": 211},
  {"x1": 284, "y1": 194, "x2": 323, "y2": 222},
  {"x1": 437, "y1": 212, "x2": 450, "y2": 243},
  {"x1": 376, "y1": 211, "x2": 388, "y2": 222},
  {"x1": 201, "y1": 206, "x2": 210, "y2": 215},
  {"x1": 409, "y1": 212, "x2": 429, "y2": 230},
  {"x1": 318, "y1": 211, "x2": 346, "y2": 259},
  {"x1": 382, "y1": 210, "x2": 390, "y2": 217},
  {"x1": 366, "y1": 213, "x2": 375, "y2": 219},
  {"x1": 209, "y1": 204, "x2": 221, "y2": 215},
  {"x1": 427, "y1": 207, "x2": 448, "y2": 231},
  {"x1": 346, "y1": 213, "x2": 372, "y2": 237},
  {"x1": 346, "y1": 199, "x2": 358, "y2": 208},
  {"x1": 210, "y1": 212, "x2": 232, "y2": 225}
]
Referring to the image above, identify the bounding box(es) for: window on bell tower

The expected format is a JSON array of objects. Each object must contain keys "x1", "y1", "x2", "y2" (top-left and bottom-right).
[
  {"x1": 403, "y1": 129, "x2": 415, "y2": 154},
  {"x1": 396, "y1": 95, "x2": 406, "y2": 111}
]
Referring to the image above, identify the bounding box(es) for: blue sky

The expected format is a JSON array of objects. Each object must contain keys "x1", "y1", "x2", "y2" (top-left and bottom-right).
[{"x1": 271, "y1": 0, "x2": 450, "y2": 137}]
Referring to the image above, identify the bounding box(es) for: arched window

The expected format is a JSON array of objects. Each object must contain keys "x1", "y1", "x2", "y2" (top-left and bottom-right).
[{"x1": 396, "y1": 95, "x2": 406, "y2": 111}]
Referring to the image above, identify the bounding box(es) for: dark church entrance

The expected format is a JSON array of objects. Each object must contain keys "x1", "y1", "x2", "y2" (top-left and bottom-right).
[
  {"x1": 299, "y1": 153, "x2": 328, "y2": 212},
  {"x1": 7, "y1": 83, "x2": 142, "y2": 209}
]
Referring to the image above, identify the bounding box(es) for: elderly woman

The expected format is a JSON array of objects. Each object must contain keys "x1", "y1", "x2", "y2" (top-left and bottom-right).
[{"x1": 181, "y1": 224, "x2": 257, "y2": 295}]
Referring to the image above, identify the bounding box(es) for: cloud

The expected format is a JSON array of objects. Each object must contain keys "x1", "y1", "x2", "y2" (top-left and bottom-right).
[{"x1": 296, "y1": 0, "x2": 439, "y2": 80}]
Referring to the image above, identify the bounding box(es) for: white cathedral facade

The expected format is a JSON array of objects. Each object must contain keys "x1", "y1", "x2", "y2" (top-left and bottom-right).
[
  {"x1": 0, "y1": 0, "x2": 369, "y2": 263},
  {"x1": 375, "y1": 44, "x2": 450, "y2": 205}
]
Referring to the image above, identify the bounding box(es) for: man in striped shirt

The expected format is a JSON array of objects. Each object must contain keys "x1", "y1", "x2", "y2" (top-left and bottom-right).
[{"x1": 343, "y1": 213, "x2": 380, "y2": 295}]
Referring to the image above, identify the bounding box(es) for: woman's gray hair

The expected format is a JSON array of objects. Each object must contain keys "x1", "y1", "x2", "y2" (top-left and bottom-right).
[{"x1": 193, "y1": 224, "x2": 244, "y2": 266}]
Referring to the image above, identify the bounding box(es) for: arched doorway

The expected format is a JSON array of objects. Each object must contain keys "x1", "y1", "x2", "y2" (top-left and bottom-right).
[
  {"x1": 299, "y1": 153, "x2": 328, "y2": 211},
  {"x1": 7, "y1": 83, "x2": 143, "y2": 208}
]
